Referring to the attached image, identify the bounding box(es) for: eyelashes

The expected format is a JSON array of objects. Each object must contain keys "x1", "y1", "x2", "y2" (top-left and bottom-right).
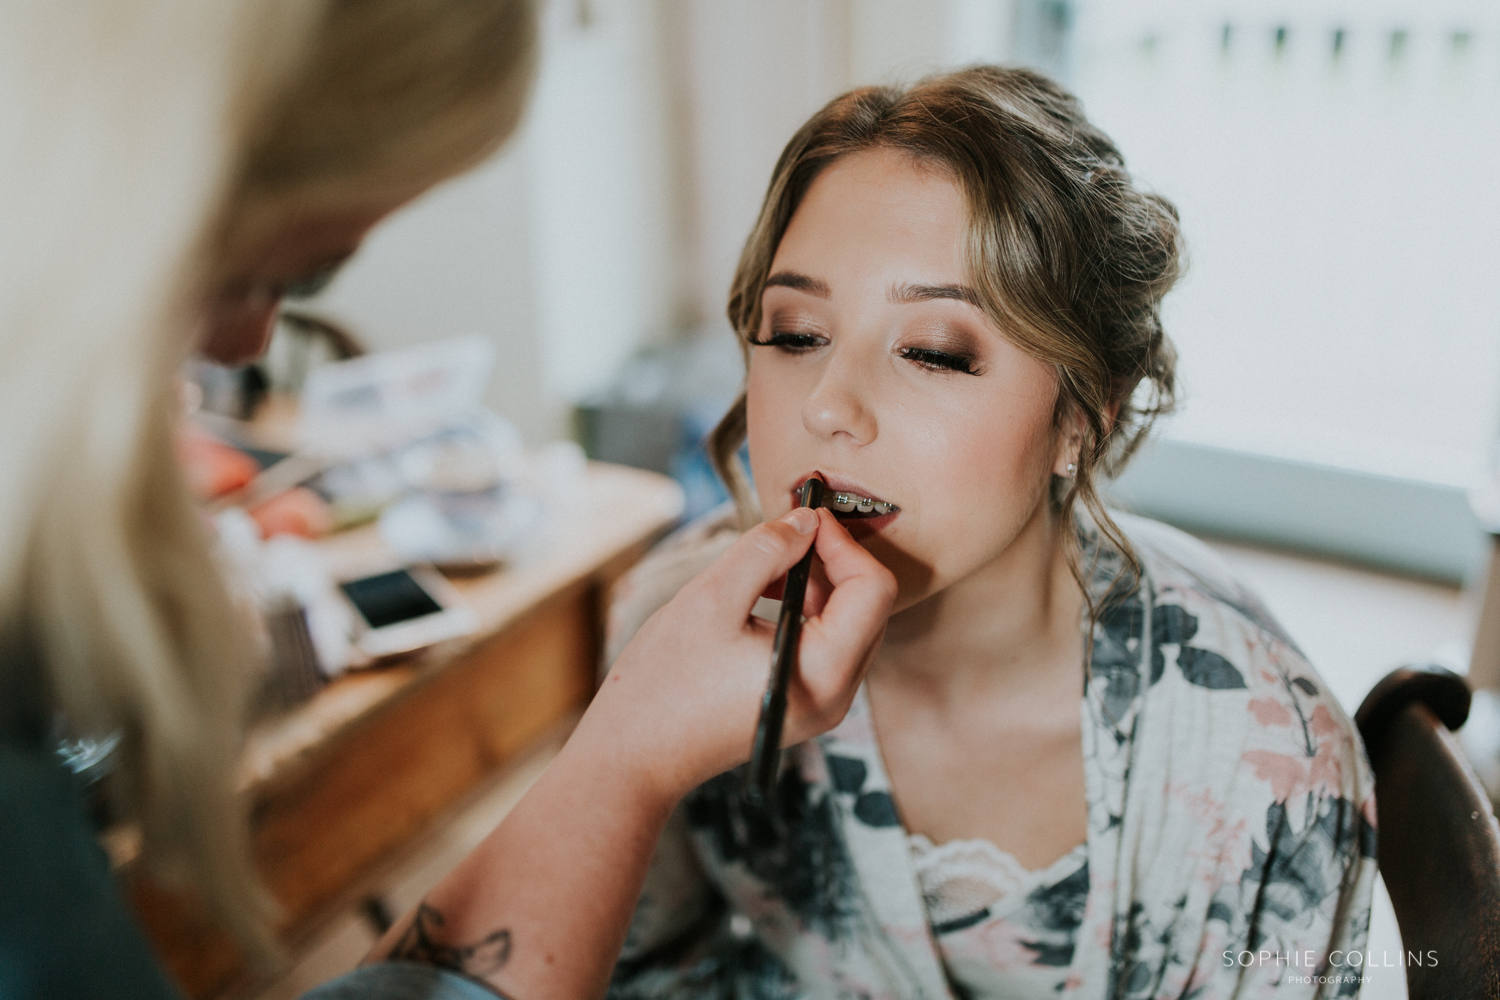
[
  {"x1": 897, "y1": 346, "x2": 980, "y2": 376},
  {"x1": 748, "y1": 329, "x2": 983, "y2": 376},
  {"x1": 747, "y1": 330, "x2": 825, "y2": 352}
]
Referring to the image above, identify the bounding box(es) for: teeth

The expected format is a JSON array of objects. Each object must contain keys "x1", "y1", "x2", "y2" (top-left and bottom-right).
[{"x1": 823, "y1": 491, "x2": 897, "y2": 517}]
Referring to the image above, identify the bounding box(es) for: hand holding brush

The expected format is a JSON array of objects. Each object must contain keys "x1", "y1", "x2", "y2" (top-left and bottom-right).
[{"x1": 745, "y1": 476, "x2": 900, "y2": 810}]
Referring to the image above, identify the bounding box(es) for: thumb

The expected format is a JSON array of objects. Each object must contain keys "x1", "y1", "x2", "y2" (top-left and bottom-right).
[
  {"x1": 798, "y1": 509, "x2": 897, "y2": 697},
  {"x1": 690, "y1": 508, "x2": 819, "y2": 623}
]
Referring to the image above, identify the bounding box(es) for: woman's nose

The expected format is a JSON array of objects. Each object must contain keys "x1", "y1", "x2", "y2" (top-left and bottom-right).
[{"x1": 802, "y1": 352, "x2": 877, "y2": 446}]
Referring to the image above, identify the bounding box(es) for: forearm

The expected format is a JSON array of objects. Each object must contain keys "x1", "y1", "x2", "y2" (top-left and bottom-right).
[
  {"x1": 361, "y1": 509, "x2": 894, "y2": 998},
  {"x1": 364, "y1": 709, "x2": 679, "y2": 1000}
]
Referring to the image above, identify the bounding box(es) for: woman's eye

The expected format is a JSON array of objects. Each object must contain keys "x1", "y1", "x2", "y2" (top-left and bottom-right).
[
  {"x1": 899, "y1": 346, "x2": 980, "y2": 375},
  {"x1": 748, "y1": 331, "x2": 827, "y2": 353}
]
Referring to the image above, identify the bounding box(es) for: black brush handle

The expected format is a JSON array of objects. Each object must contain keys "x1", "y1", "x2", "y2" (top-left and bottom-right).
[{"x1": 745, "y1": 477, "x2": 824, "y2": 809}]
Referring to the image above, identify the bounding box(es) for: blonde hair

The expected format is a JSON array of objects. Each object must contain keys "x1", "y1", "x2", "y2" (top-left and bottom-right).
[
  {"x1": 223, "y1": 0, "x2": 538, "y2": 264},
  {"x1": 711, "y1": 66, "x2": 1181, "y2": 597},
  {"x1": 0, "y1": 0, "x2": 535, "y2": 965}
]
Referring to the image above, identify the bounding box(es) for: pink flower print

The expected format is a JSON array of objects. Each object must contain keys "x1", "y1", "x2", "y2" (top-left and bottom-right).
[
  {"x1": 1308, "y1": 737, "x2": 1343, "y2": 790},
  {"x1": 1248, "y1": 696, "x2": 1293, "y2": 728},
  {"x1": 1243, "y1": 740, "x2": 1342, "y2": 803},
  {"x1": 1309, "y1": 704, "x2": 1341, "y2": 740}
]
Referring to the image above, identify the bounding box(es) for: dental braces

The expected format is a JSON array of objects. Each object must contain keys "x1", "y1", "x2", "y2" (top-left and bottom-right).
[{"x1": 823, "y1": 491, "x2": 898, "y2": 516}]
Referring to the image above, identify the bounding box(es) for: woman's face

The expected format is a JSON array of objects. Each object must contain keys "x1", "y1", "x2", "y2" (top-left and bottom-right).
[{"x1": 746, "y1": 148, "x2": 1074, "y2": 611}]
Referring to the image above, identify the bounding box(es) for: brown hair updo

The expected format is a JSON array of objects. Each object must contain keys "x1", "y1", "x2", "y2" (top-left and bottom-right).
[{"x1": 709, "y1": 64, "x2": 1181, "y2": 590}]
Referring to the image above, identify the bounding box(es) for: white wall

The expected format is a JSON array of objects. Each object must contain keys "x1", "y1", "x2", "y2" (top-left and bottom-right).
[
  {"x1": 671, "y1": 0, "x2": 852, "y2": 330},
  {"x1": 304, "y1": 144, "x2": 560, "y2": 443},
  {"x1": 526, "y1": 0, "x2": 686, "y2": 403},
  {"x1": 305, "y1": 0, "x2": 690, "y2": 445}
]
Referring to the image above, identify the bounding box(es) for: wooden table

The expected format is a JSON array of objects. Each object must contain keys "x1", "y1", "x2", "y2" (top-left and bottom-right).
[{"x1": 125, "y1": 461, "x2": 683, "y2": 998}]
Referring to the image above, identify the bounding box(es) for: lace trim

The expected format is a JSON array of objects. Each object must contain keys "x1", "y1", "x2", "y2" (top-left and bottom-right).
[{"x1": 908, "y1": 833, "x2": 1086, "y2": 929}]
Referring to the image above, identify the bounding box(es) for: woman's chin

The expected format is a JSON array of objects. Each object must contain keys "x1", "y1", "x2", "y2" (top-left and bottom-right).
[{"x1": 850, "y1": 531, "x2": 936, "y2": 612}]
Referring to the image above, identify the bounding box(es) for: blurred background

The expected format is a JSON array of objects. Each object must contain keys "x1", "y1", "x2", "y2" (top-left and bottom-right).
[{"x1": 221, "y1": 4, "x2": 1500, "y2": 996}]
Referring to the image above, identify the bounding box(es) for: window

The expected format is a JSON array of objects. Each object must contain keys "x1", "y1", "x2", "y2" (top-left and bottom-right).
[{"x1": 1071, "y1": 0, "x2": 1500, "y2": 578}]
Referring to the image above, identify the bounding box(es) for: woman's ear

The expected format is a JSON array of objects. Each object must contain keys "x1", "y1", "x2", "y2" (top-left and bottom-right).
[{"x1": 1052, "y1": 400, "x2": 1086, "y2": 478}]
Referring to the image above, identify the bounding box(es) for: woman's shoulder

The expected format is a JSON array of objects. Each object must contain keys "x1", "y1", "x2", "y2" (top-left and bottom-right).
[
  {"x1": 1106, "y1": 511, "x2": 1374, "y2": 803},
  {"x1": 603, "y1": 503, "x2": 744, "y2": 669},
  {"x1": 1111, "y1": 510, "x2": 1304, "y2": 657},
  {"x1": 1109, "y1": 510, "x2": 1324, "y2": 705},
  {"x1": 1111, "y1": 510, "x2": 1243, "y2": 597}
]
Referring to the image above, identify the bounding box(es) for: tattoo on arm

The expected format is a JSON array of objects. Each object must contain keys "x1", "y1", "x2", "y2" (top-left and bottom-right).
[{"x1": 389, "y1": 902, "x2": 512, "y2": 976}]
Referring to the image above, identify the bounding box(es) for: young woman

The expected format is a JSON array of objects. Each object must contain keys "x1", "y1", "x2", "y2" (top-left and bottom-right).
[{"x1": 605, "y1": 67, "x2": 1376, "y2": 999}]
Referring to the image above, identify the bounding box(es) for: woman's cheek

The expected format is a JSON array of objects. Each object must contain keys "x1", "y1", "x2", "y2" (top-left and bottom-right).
[
  {"x1": 745, "y1": 361, "x2": 795, "y2": 516},
  {"x1": 922, "y1": 404, "x2": 1051, "y2": 553}
]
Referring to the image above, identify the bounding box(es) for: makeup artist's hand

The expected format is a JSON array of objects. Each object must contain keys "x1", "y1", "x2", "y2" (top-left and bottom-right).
[
  {"x1": 579, "y1": 506, "x2": 897, "y2": 803},
  {"x1": 364, "y1": 509, "x2": 893, "y2": 1000}
]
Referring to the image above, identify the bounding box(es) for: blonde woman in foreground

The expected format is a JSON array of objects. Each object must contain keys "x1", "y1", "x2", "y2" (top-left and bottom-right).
[{"x1": 0, "y1": 4, "x2": 894, "y2": 1000}]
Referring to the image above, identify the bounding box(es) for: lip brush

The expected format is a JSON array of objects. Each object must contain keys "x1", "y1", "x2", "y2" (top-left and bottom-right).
[{"x1": 745, "y1": 476, "x2": 825, "y2": 810}]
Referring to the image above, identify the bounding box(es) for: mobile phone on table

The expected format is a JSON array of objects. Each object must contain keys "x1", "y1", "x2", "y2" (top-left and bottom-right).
[{"x1": 338, "y1": 566, "x2": 477, "y2": 659}]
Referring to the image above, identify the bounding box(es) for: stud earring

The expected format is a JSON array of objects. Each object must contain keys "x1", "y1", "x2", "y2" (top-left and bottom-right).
[{"x1": 1065, "y1": 462, "x2": 1077, "y2": 477}]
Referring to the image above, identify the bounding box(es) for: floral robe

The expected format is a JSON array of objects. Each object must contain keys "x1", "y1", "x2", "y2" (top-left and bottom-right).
[{"x1": 603, "y1": 510, "x2": 1377, "y2": 1000}]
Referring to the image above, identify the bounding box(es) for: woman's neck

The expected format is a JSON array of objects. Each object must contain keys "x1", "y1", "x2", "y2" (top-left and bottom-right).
[{"x1": 874, "y1": 501, "x2": 1086, "y2": 701}]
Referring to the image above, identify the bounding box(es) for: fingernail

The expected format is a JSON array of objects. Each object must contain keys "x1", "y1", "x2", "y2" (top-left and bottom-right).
[{"x1": 786, "y1": 507, "x2": 817, "y2": 534}]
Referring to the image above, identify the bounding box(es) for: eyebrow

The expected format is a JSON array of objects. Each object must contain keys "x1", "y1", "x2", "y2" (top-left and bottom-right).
[
  {"x1": 762, "y1": 272, "x2": 983, "y2": 308},
  {"x1": 764, "y1": 270, "x2": 830, "y2": 297},
  {"x1": 889, "y1": 281, "x2": 982, "y2": 307}
]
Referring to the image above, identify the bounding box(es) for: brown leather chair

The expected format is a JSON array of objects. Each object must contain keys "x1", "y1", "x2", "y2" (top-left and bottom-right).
[{"x1": 1355, "y1": 664, "x2": 1500, "y2": 999}]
